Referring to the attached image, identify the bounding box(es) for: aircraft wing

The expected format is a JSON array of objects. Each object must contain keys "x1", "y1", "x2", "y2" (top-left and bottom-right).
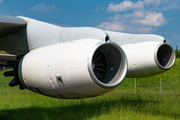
[
  {"x1": 0, "y1": 15, "x2": 175, "y2": 99},
  {"x1": 0, "y1": 15, "x2": 26, "y2": 39},
  {"x1": 0, "y1": 54, "x2": 16, "y2": 66}
]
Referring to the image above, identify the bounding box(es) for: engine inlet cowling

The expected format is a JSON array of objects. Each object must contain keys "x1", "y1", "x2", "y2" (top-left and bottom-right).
[
  {"x1": 156, "y1": 43, "x2": 175, "y2": 69},
  {"x1": 88, "y1": 42, "x2": 127, "y2": 88}
]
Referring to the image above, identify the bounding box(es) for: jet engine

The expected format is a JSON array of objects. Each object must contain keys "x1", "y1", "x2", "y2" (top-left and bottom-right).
[
  {"x1": 121, "y1": 41, "x2": 175, "y2": 77},
  {"x1": 14, "y1": 39, "x2": 127, "y2": 99}
]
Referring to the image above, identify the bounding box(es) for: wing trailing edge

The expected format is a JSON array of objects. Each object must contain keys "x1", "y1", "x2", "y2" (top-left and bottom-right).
[{"x1": 0, "y1": 54, "x2": 16, "y2": 66}]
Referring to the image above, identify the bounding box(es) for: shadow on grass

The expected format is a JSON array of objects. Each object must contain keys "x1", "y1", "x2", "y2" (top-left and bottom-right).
[{"x1": 0, "y1": 95, "x2": 179, "y2": 120}]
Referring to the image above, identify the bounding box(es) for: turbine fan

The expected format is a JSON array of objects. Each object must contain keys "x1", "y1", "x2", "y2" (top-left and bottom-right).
[{"x1": 92, "y1": 49, "x2": 108, "y2": 83}]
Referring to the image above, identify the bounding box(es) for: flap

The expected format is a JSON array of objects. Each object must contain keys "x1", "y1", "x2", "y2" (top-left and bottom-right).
[{"x1": 0, "y1": 54, "x2": 16, "y2": 66}]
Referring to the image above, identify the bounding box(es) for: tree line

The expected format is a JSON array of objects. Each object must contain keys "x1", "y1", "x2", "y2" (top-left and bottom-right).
[{"x1": 175, "y1": 45, "x2": 180, "y2": 58}]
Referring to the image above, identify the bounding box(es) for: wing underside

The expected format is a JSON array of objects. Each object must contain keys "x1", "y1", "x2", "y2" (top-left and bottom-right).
[
  {"x1": 0, "y1": 15, "x2": 26, "y2": 39},
  {"x1": 0, "y1": 15, "x2": 28, "y2": 55}
]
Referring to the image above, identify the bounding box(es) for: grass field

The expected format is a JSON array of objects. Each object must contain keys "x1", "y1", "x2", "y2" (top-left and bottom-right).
[{"x1": 0, "y1": 59, "x2": 180, "y2": 120}]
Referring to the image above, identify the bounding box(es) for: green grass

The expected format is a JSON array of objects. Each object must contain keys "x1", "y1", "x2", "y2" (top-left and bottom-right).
[{"x1": 0, "y1": 59, "x2": 180, "y2": 120}]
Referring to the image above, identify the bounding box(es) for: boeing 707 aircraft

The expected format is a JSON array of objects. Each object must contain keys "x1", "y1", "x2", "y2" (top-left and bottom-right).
[{"x1": 0, "y1": 15, "x2": 175, "y2": 99}]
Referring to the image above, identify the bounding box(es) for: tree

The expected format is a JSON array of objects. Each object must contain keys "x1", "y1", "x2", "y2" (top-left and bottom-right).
[{"x1": 175, "y1": 45, "x2": 180, "y2": 58}]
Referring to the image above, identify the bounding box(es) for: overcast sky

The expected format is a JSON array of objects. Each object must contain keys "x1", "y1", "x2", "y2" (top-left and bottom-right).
[{"x1": 0, "y1": 0, "x2": 179, "y2": 48}]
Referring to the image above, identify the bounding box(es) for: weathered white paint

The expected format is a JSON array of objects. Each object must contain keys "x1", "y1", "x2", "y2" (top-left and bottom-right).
[{"x1": 18, "y1": 39, "x2": 127, "y2": 99}]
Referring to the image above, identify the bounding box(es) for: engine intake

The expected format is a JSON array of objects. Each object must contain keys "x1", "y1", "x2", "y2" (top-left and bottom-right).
[
  {"x1": 88, "y1": 42, "x2": 127, "y2": 88},
  {"x1": 156, "y1": 43, "x2": 175, "y2": 69}
]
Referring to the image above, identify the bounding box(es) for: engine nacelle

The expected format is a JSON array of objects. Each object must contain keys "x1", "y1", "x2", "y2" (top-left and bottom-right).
[
  {"x1": 17, "y1": 39, "x2": 127, "y2": 99},
  {"x1": 121, "y1": 41, "x2": 175, "y2": 77}
]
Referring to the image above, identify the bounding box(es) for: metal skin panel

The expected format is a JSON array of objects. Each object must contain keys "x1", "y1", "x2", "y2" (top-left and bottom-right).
[
  {"x1": 105, "y1": 30, "x2": 165, "y2": 45},
  {"x1": 18, "y1": 16, "x2": 109, "y2": 51},
  {"x1": 18, "y1": 39, "x2": 127, "y2": 99},
  {"x1": 18, "y1": 16, "x2": 62, "y2": 51}
]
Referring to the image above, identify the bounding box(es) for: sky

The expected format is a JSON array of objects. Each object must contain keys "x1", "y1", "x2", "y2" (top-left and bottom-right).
[{"x1": 0, "y1": 0, "x2": 180, "y2": 49}]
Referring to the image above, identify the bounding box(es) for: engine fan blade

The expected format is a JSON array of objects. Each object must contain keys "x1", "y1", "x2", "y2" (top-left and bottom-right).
[{"x1": 92, "y1": 49, "x2": 108, "y2": 82}]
